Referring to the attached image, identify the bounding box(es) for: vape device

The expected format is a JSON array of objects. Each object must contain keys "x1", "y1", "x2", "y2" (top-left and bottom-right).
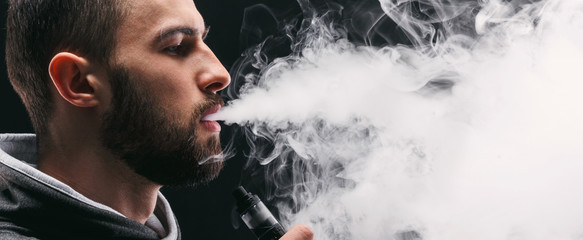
[{"x1": 233, "y1": 186, "x2": 286, "y2": 240}]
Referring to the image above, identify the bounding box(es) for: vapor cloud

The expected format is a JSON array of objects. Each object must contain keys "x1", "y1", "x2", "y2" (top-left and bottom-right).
[{"x1": 209, "y1": 0, "x2": 583, "y2": 239}]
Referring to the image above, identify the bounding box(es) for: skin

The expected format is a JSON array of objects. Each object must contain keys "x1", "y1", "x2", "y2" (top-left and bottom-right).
[{"x1": 39, "y1": 0, "x2": 313, "y2": 239}]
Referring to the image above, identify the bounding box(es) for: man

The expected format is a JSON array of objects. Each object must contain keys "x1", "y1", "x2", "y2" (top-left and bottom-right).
[{"x1": 0, "y1": 0, "x2": 313, "y2": 239}]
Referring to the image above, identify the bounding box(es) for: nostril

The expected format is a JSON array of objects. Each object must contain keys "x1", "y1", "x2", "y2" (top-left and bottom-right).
[
  {"x1": 205, "y1": 82, "x2": 227, "y2": 93},
  {"x1": 197, "y1": 68, "x2": 231, "y2": 93}
]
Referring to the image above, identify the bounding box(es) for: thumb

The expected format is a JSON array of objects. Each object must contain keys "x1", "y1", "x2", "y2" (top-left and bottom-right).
[{"x1": 280, "y1": 224, "x2": 314, "y2": 240}]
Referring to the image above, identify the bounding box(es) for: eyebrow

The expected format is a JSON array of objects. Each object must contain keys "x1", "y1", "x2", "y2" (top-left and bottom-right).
[{"x1": 158, "y1": 25, "x2": 210, "y2": 42}]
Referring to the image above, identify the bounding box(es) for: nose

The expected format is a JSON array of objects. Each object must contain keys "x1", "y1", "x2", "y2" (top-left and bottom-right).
[{"x1": 196, "y1": 43, "x2": 231, "y2": 94}]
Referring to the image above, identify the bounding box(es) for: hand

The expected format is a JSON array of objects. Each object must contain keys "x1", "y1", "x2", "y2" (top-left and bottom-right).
[{"x1": 280, "y1": 225, "x2": 314, "y2": 240}]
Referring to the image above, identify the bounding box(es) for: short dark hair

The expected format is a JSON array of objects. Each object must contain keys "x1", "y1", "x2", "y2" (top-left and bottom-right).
[{"x1": 5, "y1": 0, "x2": 128, "y2": 136}]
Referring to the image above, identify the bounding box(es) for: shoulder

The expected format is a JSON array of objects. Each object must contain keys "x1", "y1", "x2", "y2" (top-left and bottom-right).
[
  {"x1": 0, "y1": 232, "x2": 40, "y2": 240},
  {"x1": 0, "y1": 224, "x2": 39, "y2": 240},
  {"x1": 0, "y1": 217, "x2": 38, "y2": 240}
]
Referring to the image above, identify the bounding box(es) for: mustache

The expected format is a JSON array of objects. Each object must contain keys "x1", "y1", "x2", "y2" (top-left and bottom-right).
[{"x1": 194, "y1": 92, "x2": 225, "y2": 118}]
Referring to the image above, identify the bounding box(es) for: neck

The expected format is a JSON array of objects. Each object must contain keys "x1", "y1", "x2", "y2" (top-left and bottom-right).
[{"x1": 38, "y1": 129, "x2": 161, "y2": 224}]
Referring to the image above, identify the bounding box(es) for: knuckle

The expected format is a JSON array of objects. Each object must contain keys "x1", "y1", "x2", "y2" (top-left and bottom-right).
[{"x1": 291, "y1": 225, "x2": 314, "y2": 240}]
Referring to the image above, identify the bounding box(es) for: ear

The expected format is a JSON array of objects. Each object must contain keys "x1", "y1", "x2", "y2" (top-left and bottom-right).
[{"x1": 48, "y1": 52, "x2": 100, "y2": 107}]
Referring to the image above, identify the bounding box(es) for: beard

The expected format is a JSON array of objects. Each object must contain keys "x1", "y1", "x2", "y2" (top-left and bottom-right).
[{"x1": 99, "y1": 65, "x2": 225, "y2": 186}]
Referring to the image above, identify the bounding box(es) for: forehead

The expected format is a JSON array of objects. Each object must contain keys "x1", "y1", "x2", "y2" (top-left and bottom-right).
[{"x1": 125, "y1": 0, "x2": 201, "y2": 28}]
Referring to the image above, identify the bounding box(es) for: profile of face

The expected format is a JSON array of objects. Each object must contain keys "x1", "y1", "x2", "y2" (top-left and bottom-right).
[{"x1": 99, "y1": 0, "x2": 231, "y2": 186}]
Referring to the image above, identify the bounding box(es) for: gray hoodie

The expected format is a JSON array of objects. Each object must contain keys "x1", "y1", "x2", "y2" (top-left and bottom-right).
[{"x1": 0, "y1": 134, "x2": 181, "y2": 240}]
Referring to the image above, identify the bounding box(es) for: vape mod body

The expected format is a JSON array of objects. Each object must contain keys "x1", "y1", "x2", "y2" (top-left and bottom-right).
[{"x1": 233, "y1": 186, "x2": 286, "y2": 240}]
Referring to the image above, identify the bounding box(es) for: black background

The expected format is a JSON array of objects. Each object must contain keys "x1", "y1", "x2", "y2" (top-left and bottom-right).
[{"x1": 0, "y1": 0, "x2": 300, "y2": 239}]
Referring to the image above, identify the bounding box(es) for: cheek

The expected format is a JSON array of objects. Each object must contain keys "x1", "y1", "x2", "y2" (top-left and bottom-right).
[
  {"x1": 135, "y1": 67, "x2": 196, "y2": 107},
  {"x1": 122, "y1": 56, "x2": 208, "y2": 116}
]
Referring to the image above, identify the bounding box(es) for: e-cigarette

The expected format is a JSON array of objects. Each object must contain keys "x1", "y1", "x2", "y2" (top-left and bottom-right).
[{"x1": 233, "y1": 186, "x2": 286, "y2": 240}]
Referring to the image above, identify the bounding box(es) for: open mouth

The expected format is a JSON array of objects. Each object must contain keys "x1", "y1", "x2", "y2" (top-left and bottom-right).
[{"x1": 200, "y1": 105, "x2": 222, "y2": 132}]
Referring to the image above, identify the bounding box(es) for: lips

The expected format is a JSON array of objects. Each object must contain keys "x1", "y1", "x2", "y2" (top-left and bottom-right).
[{"x1": 200, "y1": 105, "x2": 222, "y2": 132}]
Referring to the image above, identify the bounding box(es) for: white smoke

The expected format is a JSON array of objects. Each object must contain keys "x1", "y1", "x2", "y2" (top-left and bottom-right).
[{"x1": 211, "y1": 0, "x2": 583, "y2": 239}]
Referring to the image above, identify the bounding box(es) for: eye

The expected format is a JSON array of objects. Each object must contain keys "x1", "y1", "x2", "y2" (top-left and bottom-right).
[
  {"x1": 165, "y1": 44, "x2": 184, "y2": 55},
  {"x1": 163, "y1": 40, "x2": 195, "y2": 57}
]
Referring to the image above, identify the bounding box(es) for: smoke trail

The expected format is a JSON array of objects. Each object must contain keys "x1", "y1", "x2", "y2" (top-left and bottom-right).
[{"x1": 213, "y1": 0, "x2": 583, "y2": 239}]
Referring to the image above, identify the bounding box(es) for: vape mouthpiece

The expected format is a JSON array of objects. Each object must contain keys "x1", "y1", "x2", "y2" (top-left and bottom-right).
[{"x1": 233, "y1": 186, "x2": 286, "y2": 240}]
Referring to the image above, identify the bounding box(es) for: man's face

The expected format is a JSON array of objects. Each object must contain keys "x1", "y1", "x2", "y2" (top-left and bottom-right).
[{"x1": 99, "y1": 0, "x2": 231, "y2": 186}]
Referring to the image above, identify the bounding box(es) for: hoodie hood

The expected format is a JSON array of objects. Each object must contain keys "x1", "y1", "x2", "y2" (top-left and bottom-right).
[{"x1": 0, "y1": 134, "x2": 180, "y2": 240}]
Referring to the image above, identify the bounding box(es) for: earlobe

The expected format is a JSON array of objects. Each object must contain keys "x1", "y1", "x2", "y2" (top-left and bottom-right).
[{"x1": 49, "y1": 52, "x2": 99, "y2": 107}]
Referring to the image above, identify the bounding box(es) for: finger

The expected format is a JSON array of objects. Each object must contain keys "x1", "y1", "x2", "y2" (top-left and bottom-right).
[{"x1": 280, "y1": 224, "x2": 314, "y2": 240}]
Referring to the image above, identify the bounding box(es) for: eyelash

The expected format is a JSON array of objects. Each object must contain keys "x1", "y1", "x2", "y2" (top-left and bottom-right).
[
  {"x1": 164, "y1": 42, "x2": 193, "y2": 56},
  {"x1": 162, "y1": 29, "x2": 209, "y2": 57},
  {"x1": 165, "y1": 44, "x2": 183, "y2": 54}
]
